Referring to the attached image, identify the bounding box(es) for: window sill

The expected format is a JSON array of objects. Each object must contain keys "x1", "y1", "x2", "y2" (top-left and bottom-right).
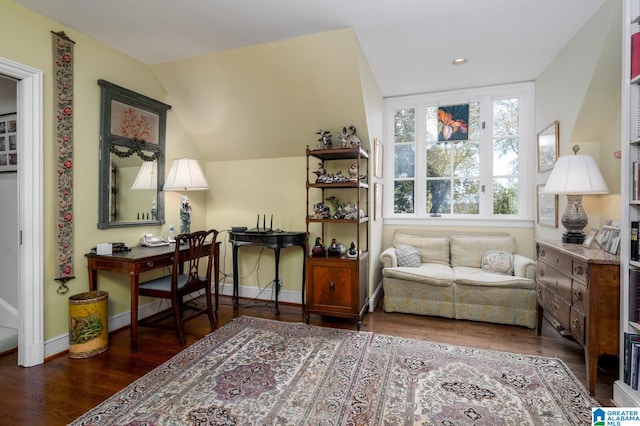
[{"x1": 382, "y1": 216, "x2": 534, "y2": 228}]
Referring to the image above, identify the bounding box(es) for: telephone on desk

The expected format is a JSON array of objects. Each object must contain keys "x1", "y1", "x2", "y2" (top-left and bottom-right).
[{"x1": 140, "y1": 234, "x2": 170, "y2": 247}]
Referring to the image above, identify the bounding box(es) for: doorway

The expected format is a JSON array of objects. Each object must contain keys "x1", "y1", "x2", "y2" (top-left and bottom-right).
[{"x1": 0, "y1": 57, "x2": 44, "y2": 367}]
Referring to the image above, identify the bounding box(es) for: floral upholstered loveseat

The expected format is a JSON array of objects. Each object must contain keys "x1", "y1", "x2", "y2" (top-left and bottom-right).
[{"x1": 380, "y1": 230, "x2": 537, "y2": 328}]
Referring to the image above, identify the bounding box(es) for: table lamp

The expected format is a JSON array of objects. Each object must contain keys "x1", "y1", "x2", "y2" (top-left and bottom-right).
[
  {"x1": 131, "y1": 161, "x2": 158, "y2": 219},
  {"x1": 543, "y1": 145, "x2": 609, "y2": 244},
  {"x1": 163, "y1": 158, "x2": 209, "y2": 233}
]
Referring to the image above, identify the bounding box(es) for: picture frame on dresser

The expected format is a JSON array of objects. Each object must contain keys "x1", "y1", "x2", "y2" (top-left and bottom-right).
[{"x1": 582, "y1": 228, "x2": 598, "y2": 248}]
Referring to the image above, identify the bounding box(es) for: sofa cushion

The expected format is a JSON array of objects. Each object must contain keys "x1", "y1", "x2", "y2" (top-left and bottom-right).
[
  {"x1": 452, "y1": 266, "x2": 535, "y2": 289},
  {"x1": 450, "y1": 236, "x2": 516, "y2": 268},
  {"x1": 396, "y1": 245, "x2": 422, "y2": 267},
  {"x1": 481, "y1": 250, "x2": 514, "y2": 275},
  {"x1": 393, "y1": 233, "x2": 450, "y2": 265},
  {"x1": 382, "y1": 263, "x2": 454, "y2": 287}
]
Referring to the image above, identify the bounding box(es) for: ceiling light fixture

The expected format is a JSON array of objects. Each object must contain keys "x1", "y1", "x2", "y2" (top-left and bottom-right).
[{"x1": 452, "y1": 58, "x2": 467, "y2": 65}]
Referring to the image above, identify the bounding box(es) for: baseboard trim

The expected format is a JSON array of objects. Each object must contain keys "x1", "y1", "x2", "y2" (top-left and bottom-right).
[{"x1": 44, "y1": 284, "x2": 304, "y2": 358}]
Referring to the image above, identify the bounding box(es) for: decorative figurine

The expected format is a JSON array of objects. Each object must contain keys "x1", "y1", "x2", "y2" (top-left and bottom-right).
[
  {"x1": 312, "y1": 237, "x2": 325, "y2": 257},
  {"x1": 327, "y1": 238, "x2": 341, "y2": 257},
  {"x1": 348, "y1": 125, "x2": 361, "y2": 146},
  {"x1": 348, "y1": 163, "x2": 358, "y2": 181},
  {"x1": 314, "y1": 161, "x2": 327, "y2": 183},
  {"x1": 347, "y1": 242, "x2": 358, "y2": 258},
  {"x1": 316, "y1": 129, "x2": 332, "y2": 149},
  {"x1": 325, "y1": 195, "x2": 344, "y2": 217}
]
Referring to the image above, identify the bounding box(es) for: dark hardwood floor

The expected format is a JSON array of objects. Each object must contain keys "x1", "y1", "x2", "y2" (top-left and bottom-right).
[{"x1": 0, "y1": 295, "x2": 617, "y2": 425}]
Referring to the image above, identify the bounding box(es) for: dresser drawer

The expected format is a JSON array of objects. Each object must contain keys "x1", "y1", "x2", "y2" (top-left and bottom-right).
[
  {"x1": 570, "y1": 307, "x2": 585, "y2": 345},
  {"x1": 571, "y1": 260, "x2": 588, "y2": 285},
  {"x1": 549, "y1": 295, "x2": 571, "y2": 330},
  {"x1": 537, "y1": 262, "x2": 572, "y2": 304},
  {"x1": 538, "y1": 247, "x2": 572, "y2": 274},
  {"x1": 571, "y1": 281, "x2": 587, "y2": 313}
]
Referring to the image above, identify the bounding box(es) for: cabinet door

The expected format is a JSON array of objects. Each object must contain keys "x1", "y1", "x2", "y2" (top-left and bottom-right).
[{"x1": 307, "y1": 260, "x2": 357, "y2": 314}]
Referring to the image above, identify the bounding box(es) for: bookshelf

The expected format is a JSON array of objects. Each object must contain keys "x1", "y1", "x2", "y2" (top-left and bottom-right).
[{"x1": 616, "y1": 0, "x2": 640, "y2": 406}]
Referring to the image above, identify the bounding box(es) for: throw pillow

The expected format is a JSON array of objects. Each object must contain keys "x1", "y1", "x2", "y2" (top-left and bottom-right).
[
  {"x1": 481, "y1": 250, "x2": 514, "y2": 275},
  {"x1": 396, "y1": 245, "x2": 422, "y2": 267}
]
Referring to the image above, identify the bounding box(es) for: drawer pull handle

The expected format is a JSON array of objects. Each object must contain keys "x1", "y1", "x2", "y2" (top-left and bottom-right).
[
  {"x1": 146, "y1": 261, "x2": 154, "y2": 268},
  {"x1": 329, "y1": 281, "x2": 335, "y2": 290},
  {"x1": 574, "y1": 266, "x2": 584, "y2": 276},
  {"x1": 571, "y1": 319, "x2": 579, "y2": 329},
  {"x1": 539, "y1": 270, "x2": 544, "y2": 277},
  {"x1": 540, "y1": 249, "x2": 545, "y2": 257},
  {"x1": 573, "y1": 291, "x2": 582, "y2": 300}
]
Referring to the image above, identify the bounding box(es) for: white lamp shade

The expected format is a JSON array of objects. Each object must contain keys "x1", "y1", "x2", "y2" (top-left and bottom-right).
[
  {"x1": 543, "y1": 154, "x2": 609, "y2": 195},
  {"x1": 163, "y1": 158, "x2": 209, "y2": 191},
  {"x1": 130, "y1": 161, "x2": 157, "y2": 190}
]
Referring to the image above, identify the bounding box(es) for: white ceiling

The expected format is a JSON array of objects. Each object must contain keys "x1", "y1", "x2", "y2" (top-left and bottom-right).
[{"x1": 12, "y1": 0, "x2": 607, "y2": 97}]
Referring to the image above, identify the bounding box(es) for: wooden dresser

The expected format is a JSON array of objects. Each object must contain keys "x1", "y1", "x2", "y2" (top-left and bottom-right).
[{"x1": 535, "y1": 239, "x2": 620, "y2": 395}]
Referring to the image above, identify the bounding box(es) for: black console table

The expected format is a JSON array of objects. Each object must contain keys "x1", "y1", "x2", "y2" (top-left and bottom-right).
[{"x1": 230, "y1": 230, "x2": 306, "y2": 313}]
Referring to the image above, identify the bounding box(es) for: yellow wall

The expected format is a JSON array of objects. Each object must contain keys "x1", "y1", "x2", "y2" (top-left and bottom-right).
[
  {"x1": 535, "y1": 0, "x2": 621, "y2": 241},
  {"x1": 0, "y1": 1, "x2": 202, "y2": 341}
]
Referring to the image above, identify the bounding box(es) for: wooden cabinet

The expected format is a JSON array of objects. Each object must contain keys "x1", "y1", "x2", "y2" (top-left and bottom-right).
[
  {"x1": 536, "y1": 240, "x2": 620, "y2": 395},
  {"x1": 305, "y1": 146, "x2": 369, "y2": 329}
]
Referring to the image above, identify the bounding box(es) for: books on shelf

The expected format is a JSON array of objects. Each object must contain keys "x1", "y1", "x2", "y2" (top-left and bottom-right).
[
  {"x1": 632, "y1": 221, "x2": 639, "y2": 261},
  {"x1": 631, "y1": 269, "x2": 640, "y2": 323},
  {"x1": 624, "y1": 332, "x2": 640, "y2": 387},
  {"x1": 634, "y1": 162, "x2": 640, "y2": 201},
  {"x1": 633, "y1": 32, "x2": 640, "y2": 81}
]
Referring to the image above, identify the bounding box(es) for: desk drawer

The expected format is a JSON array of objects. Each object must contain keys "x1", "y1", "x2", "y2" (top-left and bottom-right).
[{"x1": 137, "y1": 255, "x2": 174, "y2": 273}]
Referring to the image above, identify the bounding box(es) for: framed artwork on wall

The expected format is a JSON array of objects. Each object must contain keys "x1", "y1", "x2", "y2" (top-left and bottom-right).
[
  {"x1": 537, "y1": 121, "x2": 559, "y2": 173},
  {"x1": 537, "y1": 184, "x2": 557, "y2": 228},
  {"x1": 374, "y1": 182, "x2": 383, "y2": 220},
  {"x1": 373, "y1": 137, "x2": 383, "y2": 178},
  {"x1": 0, "y1": 113, "x2": 17, "y2": 172}
]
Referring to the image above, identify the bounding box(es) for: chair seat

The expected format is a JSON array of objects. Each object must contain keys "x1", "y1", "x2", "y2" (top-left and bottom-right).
[{"x1": 139, "y1": 274, "x2": 204, "y2": 292}]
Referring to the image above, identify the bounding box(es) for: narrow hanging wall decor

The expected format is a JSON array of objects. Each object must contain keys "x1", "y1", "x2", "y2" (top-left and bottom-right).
[{"x1": 52, "y1": 31, "x2": 76, "y2": 293}]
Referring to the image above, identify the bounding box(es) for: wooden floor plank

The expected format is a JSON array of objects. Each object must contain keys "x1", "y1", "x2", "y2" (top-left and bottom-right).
[{"x1": 0, "y1": 296, "x2": 617, "y2": 425}]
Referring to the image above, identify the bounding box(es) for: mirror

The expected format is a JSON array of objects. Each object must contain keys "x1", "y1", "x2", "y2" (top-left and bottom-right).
[{"x1": 97, "y1": 80, "x2": 171, "y2": 229}]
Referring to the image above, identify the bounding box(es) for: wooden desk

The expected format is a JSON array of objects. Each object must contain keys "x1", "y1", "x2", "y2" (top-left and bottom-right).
[
  {"x1": 230, "y1": 230, "x2": 306, "y2": 313},
  {"x1": 85, "y1": 242, "x2": 220, "y2": 351}
]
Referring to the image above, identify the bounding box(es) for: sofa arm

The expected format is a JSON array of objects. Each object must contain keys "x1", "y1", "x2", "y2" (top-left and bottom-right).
[
  {"x1": 380, "y1": 247, "x2": 398, "y2": 268},
  {"x1": 514, "y1": 254, "x2": 536, "y2": 280}
]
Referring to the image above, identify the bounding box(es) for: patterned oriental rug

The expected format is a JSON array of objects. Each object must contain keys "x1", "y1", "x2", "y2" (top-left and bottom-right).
[{"x1": 71, "y1": 316, "x2": 598, "y2": 425}]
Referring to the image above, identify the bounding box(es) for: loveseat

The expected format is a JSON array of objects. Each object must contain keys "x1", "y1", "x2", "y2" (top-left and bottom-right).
[{"x1": 380, "y1": 230, "x2": 537, "y2": 328}]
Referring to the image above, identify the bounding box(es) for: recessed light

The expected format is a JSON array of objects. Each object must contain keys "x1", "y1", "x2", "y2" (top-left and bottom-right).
[{"x1": 452, "y1": 58, "x2": 467, "y2": 65}]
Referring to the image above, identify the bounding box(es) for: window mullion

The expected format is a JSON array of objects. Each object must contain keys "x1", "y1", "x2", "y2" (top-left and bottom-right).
[
  {"x1": 415, "y1": 102, "x2": 427, "y2": 217},
  {"x1": 479, "y1": 95, "x2": 493, "y2": 217}
]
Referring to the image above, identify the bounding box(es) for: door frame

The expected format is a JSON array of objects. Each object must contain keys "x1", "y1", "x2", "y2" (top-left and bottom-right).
[{"x1": 0, "y1": 57, "x2": 44, "y2": 367}]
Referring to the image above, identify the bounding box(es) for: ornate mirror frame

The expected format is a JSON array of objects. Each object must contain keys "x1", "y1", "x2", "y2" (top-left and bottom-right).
[{"x1": 97, "y1": 79, "x2": 172, "y2": 229}]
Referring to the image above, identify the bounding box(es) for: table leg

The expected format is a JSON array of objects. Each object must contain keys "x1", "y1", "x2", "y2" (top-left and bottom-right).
[
  {"x1": 130, "y1": 272, "x2": 140, "y2": 352},
  {"x1": 88, "y1": 264, "x2": 97, "y2": 292},
  {"x1": 214, "y1": 244, "x2": 220, "y2": 313},
  {"x1": 274, "y1": 248, "x2": 281, "y2": 315},
  {"x1": 232, "y1": 244, "x2": 240, "y2": 308}
]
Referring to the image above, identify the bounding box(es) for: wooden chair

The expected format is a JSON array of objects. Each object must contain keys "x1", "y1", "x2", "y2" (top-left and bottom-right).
[{"x1": 138, "y1": 229, "x2": 218, "y2": 345}]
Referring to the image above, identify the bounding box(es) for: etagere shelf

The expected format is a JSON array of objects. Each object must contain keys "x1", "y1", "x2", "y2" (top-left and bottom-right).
[
  {"x1": 304, "y1": 146, "x2": 369, "y2": 329},
  {"x1": 615, "y1": 0, "x2": 640, "y2": 406}
]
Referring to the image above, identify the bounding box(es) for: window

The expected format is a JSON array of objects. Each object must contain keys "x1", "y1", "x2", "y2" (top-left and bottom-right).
[{"x1": 385, "y1": 83, "x2": 533, "y2": 225}]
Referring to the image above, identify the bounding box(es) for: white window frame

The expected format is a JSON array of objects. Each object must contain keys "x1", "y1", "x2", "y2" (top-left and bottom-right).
[{"x1": 383, "y1": 82, "x2": 534, "y2": 228}]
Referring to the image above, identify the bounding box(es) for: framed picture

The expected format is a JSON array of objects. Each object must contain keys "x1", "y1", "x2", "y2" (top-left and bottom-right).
[
  {"x1": 536, "y1": 184, "x2": 557, "y2": 227},
  {"x1": 374, "y1": 182, "x2": 383, "y2": 220},
  {"x1": 597, "y1": 224, "x2": 621, "y2": 255},
  {"x1": 537, "y1": 121, "x2": 559, "y2": 173},
  {"x1": 0, "y1": 113, "x2": 17, "y2": 172},
  {"x1": 582, "y1": 228, "x2": 598, "y2": 248},
  {"x1": 373, "y1": 137, "x2": 383, "y2": 178}
]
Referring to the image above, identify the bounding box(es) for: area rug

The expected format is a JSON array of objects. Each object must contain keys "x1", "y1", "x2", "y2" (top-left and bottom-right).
[{"x1": 70, "y1": 316, "x2": 597, "y2": 425}]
